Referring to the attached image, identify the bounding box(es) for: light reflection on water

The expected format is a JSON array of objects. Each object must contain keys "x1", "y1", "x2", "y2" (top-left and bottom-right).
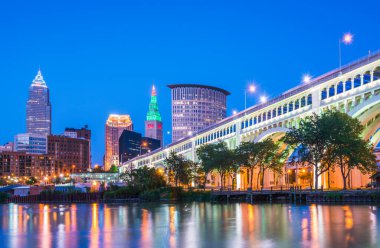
[{"x1": 0, "y1": 203, "x2": 379, "y2": 248}]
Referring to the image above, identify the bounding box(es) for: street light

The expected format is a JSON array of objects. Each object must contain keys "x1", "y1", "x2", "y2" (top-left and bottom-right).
[
  {"x1": 244, "y1": 84, "x2": 256, "y2": 110},
  {"x1": 339, "y1": 32, "x2": 353, "y2": 73},
  {"x1": 232, "y1": 110, "x2": 238, "y2": 115},
  {"x1": 260, "y1": 95, "x2": 267, "y2": 103},
  {"x1": 302, "y1": 74, "x2": 312, "y2": 84}
]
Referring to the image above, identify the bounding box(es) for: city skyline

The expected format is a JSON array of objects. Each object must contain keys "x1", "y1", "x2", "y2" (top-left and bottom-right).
[{"x1": 1, "y1": 0, "x2": 380, "y2": 165}]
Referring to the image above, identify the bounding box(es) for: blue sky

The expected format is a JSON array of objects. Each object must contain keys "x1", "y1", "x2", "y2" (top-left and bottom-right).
[{"x1": 1, "y1": 0, "x2": 379, "y2": 165}]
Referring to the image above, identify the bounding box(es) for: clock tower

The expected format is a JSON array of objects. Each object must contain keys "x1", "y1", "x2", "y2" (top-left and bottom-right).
[{"x1": 145, "y1": 85, "x2": 163, "y2": 146}]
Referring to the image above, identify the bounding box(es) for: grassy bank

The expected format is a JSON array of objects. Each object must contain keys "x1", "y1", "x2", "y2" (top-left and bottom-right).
[{"x1": 103, "y1": 186, "x2": 212, "y2": 202}]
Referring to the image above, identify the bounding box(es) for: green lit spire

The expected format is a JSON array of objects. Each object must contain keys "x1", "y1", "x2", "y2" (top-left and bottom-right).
[{"x1": 146, "y1": 85, "x2": 162, "y2": 121}]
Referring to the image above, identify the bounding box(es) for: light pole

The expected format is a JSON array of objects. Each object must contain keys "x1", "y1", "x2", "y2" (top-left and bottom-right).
[
  {"x1": 339, "y1": 33, "x2": 353, "y2": 73},
  {"x1": 244, "y1": 84, "x2": 256, "y2": 110}
]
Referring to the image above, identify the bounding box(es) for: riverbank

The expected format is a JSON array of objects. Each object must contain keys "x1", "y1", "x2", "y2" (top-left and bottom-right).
[{"x1": 3, "y1": 188, "x2": 380, "y2": 204}]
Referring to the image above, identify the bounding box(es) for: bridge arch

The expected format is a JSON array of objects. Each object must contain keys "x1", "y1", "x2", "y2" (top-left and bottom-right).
[
  {"x1": 348, "y1": 93, "x2": 380, "y2": 119},
  {"x1": 253, "y1": 127, "x2": 289, "y2": 143}
]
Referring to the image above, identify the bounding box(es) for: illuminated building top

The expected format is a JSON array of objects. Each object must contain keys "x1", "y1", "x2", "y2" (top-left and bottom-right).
[{"x1": 146, "y1": 85, "x2": 162, "y2": 122}]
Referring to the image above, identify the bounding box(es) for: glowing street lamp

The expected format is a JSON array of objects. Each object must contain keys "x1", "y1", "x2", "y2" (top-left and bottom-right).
[
  {"x1": 342, "y1": 33, "x2": 353, "y2": 45},
  {"x1": 260, "y1": 95, "x2": 267, "y2": 103},
  {"x1": 302, "y1": 74, "x2": 312, "y2": 84},
  {"x1": 244, "y1": 84, "x2": 256, "y2": 110},
  {"x1": 339, "y1": 32, "x2": 354, "y2": 72},
  {"x1": 232, "y1": 110, "x2": 238, "y2": 115}
]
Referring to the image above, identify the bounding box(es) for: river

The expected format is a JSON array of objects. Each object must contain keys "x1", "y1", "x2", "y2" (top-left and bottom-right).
[{"x1": 0, "y1": 203, "x2": 378, "y2": 248}]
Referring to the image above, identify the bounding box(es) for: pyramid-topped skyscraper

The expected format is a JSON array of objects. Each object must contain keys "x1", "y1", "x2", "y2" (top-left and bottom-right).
[
  {"x1": 26, "y1": 70, "x2": 52, "y2": 135},
  {"x1": 145, "y1": 85, "x2": 163, "y2": 146}
]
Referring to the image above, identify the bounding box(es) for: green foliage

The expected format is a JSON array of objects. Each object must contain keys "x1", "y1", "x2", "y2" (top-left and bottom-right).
[
  {"x1": 284, "y1": 110, "x2": 377, "y2": 190},
  {"x1": 164, "y1": 152, "x2": 193, "y2": 187},
  {"x1": 103, "y1": 185, "x2": 140, "y2": 199},
  {"x1": 26, "y1": 177, "x2": 38, "y2": 185},
  {"x1": 139, "y1": 189, "x2": 161, "y2": 201},
  {"x1": 108, "y1": 165, "x2": 119, "y2": 173},
  {"x1": 120, "y1": 166, "x2": 166, "y2": 192},
  {"x1": 196, "y1": 142, "x2": 237, "y2": 188}
]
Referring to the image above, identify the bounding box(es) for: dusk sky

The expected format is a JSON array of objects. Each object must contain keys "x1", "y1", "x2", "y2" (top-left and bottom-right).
[{"x1": 1, "y1": 0, "x2": 379, "y2": 166}]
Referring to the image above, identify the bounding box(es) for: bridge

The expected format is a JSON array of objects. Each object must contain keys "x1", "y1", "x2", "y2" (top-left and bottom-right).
[{"x1": 120, "y1": 51, "x2": 380, "y2": 189}]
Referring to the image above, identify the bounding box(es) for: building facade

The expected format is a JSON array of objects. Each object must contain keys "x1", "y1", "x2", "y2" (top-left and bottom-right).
[
  {"x1": 14, "y1": 133, "x2": 47, "y2": 154},
  {"x1": 119, "y1": 129, "x2": 160, "y2": 163},
  {"x1": 47, "y1": 135, "x2": 91, "y2": 174},
  {"x1": 0, "y1": 151, "x2": 56, "y2": 178},
  {"x1": 145, "y1": 85, "x2": 163, "y2": 146},
  {"x1": 168, "y1": 84, "x2": 230, "y2": 142},
  {"x1": 26, "y1": 70, "x2": 52, "y2": 136},
  {"x1": 0, "y1": 142, "x2": 13, "y2": 152},
  {"x1": 64, "y1": 125, "x2": 91, "y2": 140},
  {"x1": 105, "y1": 114, "x2": 133, "y2": 170}
]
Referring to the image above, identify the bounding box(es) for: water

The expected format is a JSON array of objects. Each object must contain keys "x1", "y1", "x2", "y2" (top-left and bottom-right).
[{"x1": 0, "y1": 203, "x2": 379, "y2": 248}]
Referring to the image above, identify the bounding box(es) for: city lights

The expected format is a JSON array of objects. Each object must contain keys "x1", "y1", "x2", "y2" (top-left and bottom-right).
[{"x1": 232, "y1": 110, "x2": 238, "y2": 115}]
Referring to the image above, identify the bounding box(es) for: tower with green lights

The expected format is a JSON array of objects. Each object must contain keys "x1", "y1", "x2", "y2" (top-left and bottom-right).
[{"x1": 145, "y1": 85, "x2": 163, "y2": 146}]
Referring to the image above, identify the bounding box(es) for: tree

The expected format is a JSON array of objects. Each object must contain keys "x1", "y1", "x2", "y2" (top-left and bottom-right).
[
  {"x1": 164, "y1": 152, "x2": 192, "y2": 187},
  {"x1": 283, "y1": 111, "x2": 339, "y2": 190},
  {"x1": 120, "y1": 166, "x2": 166, "y2": 191},
  {"x1": 196, "y1": 142, "x2": 237, "y2": 189},
  {"x1": 26, "y1": 177, "x2": 38, "y2": 185},
  {"x1": 324, "y1": 111, "x2": 377, "y2": 189},
  {"x1": 108, "y1": 165, "x2": 119, "y2": 173},
  {"x1": 235, "y1": 141, "x2": 268, "y2": 189},
  {"x1": 258, "y1": 139, "x2": 287, "y2": 190},
  {"x1": 92, "y1": 165, "x2": 105, "y2": 173},
  {"x1": 196, "y1": 143, "x2": 223, "y2": 189}
]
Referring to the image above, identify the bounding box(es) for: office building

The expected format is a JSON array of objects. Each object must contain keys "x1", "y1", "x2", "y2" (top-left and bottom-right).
[
  {"x1": 14, "y1": 133, "x2": 47, "y2": 154},
  {"x1": 105, "y1": 114, "x2": 133, "y2": 170},
  {"x1": 119, "y1": 130, "x2": 160, "y2": 163},
  {"x1": 26, "y1": 70, "x2": 52, "y2": 136},
  {"x1": 168, "y1": 84, "x2": 230, "y2": 142}
]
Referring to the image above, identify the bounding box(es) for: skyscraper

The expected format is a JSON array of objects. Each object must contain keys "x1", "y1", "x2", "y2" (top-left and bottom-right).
[
  {"x1": 105, "y1": 114, "x2": 133, "y2": 170},
  {"x1": 26, "y1": 70, "x2": 52, "y2": 136},
  {"x1": 168, "y1": 84, "x2": 230, "y2": 142},
  {"x1": 145, "y1": 85, "x2": 163, "y2": 146}
]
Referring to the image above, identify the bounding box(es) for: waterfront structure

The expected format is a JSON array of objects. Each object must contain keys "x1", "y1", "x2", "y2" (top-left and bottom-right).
[
  {"x1": 0, "y1": 151, "x2": 56, "y2": 178},
  {"x1": 26, "y1": 70, "x2": 52, "y2": 136},
  {"x1": 47, "y1": 135, "x2": 91, "y2": 174},
  {"x1": 70, "y1": 172, "x2": 120, "y2": 184},
  {"x1": 119, "y1": 129, "x2": 160, "y2": 163},
  {"x1": 122, "y1": 52, "x2": 380, "y2": 189},
  {"x1": 105, "y1": 114, "x2": 133, "y2": 170},
  {"x1": 14, "y1": 133, "x2": 47, "y2": 154},
  {"x1": 168, "y1": 84, "x2": 230, "y2": 142},
  {"x1": 145, "y1": 85, "x2": 163, "y2": 146}
]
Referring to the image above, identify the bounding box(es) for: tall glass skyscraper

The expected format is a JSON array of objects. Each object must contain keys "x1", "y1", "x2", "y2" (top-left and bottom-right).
[{"x1": 26, "y1": 70, "x2": 52, "y2": 136}]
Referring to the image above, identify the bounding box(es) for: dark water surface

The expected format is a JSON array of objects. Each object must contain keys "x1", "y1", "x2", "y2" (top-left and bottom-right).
[{"x1": 0, "y1": 202, "x2": 379, "y2": 248}]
